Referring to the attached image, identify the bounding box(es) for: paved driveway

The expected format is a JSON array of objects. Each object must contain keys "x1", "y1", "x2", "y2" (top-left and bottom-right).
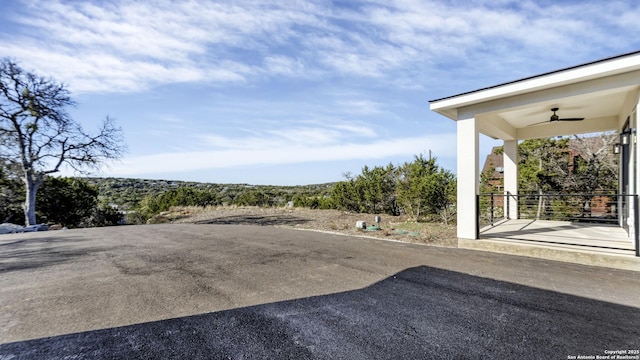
[{"x1": 0, "y1": 224, "x2": 638, "y2": 359}]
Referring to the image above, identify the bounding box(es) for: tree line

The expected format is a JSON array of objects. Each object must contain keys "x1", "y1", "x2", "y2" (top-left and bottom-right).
[
  {"x1": 4, "y1": 135, "x2": 614, "y2": 227},
  {"x1": 100, "y1": 155, "x2": 456, "y2": 225},
  {"x1": 292, "y1": 155, "x2": 457, "y2": 223},
  {"x1": 0, "y1": 169, "x2": 122, "y2": 227}
]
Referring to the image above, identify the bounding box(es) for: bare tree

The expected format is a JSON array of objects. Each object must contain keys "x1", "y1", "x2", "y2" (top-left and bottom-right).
[
  {"x1": 568, "y1": 133, "x2": 618, "y2": 217},
  {"x1": 0, "y1": 59, "x2": 124, "y2": 225},
  {"x1": 568, "y1": 132, "x2": 618, "y2": 190}
]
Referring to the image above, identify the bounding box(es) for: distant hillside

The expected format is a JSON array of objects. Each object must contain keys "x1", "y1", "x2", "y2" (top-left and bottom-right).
[{"x1": 84, "y1": 177, "x2": 336, "y2": 210}]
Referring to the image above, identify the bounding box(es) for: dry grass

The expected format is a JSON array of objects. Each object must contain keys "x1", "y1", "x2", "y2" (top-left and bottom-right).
[{"x1": 163, "y1": 206, "x2": 457, "y2": 248}]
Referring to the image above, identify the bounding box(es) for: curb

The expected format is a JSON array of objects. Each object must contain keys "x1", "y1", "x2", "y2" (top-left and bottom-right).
[{"x1": 458, "y1": 238, "x2": 640, "y2": 271}]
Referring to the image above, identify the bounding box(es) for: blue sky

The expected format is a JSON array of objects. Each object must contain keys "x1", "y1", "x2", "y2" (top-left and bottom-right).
[{"x1": 1, "y1": 0, "x2": 639, "y2": 185}]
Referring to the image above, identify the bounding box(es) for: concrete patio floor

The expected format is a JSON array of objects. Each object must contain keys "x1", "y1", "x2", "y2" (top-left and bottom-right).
[{"x1": 459, "y1": 219, "x2": 640, "y2": 271}]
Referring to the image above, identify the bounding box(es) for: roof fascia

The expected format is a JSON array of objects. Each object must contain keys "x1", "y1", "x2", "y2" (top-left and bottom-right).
[{"x1": 430, "y1": 51, "x2": 640, "y2": 119}]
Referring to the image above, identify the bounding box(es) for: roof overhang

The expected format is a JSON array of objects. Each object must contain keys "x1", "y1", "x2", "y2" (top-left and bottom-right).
[{"x1": 429, "y1": 51, "x2": 640, "y2": 140}]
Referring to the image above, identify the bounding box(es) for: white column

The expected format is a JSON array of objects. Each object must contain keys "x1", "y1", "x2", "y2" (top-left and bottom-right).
[
  {"x1": 632, "y1": 106, "x2": 639, "y2": 243},
  {"x1": 457, "y1": 117, "x2": 479, "y2": 239},
  {"x1": 503, "y1": 140, "x2": 518, "y2": 219}
]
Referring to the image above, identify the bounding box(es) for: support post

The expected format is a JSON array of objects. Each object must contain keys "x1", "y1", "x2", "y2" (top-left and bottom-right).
[
  {"x1": 635, "y1": 195, "x2": 639, "y2": 257},
  {"x1": 457, "y1": 117, "x2": 479, "y2": 239},
  {"x1": 503, "y1": 140, "x2": 518, "y2": 220}
]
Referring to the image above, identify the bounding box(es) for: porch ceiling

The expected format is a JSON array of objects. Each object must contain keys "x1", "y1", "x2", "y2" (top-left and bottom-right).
[
  {"x1": 430, "y1": 51, "x2": 640, "y2": 140},
  {"x1": 476, "y1": 84, "x2": 637, "y2": 140}
]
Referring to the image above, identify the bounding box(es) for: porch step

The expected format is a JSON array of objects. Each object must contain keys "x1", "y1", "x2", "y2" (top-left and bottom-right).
[{"x1": 459, "y1": 238, "x2": 640, "y2": 271}]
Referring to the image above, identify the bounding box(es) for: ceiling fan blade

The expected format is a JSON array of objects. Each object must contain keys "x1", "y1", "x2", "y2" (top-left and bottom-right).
[
  {"x1": 558, "y1": 117, "x2": 585, "y2": 121},
  {"x1": 528, "y1": 120, "x2": 550, "y2": 127}
]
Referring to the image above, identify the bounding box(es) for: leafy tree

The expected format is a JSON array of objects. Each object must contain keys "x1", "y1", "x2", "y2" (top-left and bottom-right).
[
  {"x1": 0, "y1": 162, "x2": 23, "y2": 223},
  {"x1": 292, "y1": 194, "x2": 333, "y2": 209},
  {"x1": 237, "y1": 189, "x2": 272, "y2": 207},
  {"x1": 0, "y1": 59, "x2": 124, "y2": 225},
  {"x1": 330, "y1": 179, "x2": 360, "y2": 212},
  {"x1": 330, "y1": 164, "x2": 398, "y2": 215},
  {"x1": 357, "y1": 164, "x2": 398, "y2": 214},
  {"x1": 396, "y1": 155, "x2": 456, "y2": 223},
  {"x1": 519, "y1": 138, "x2": 570, "y2": 194},
  {"x1": 89, "y1": 203, "x2": 124, "y2": 227},
  {"x1": 36, "y1": 177, "x2": 98, "y2": 227},
  {"x1": 328, "y1": 157, "x2": 454, "y2": 220},
  {"x1": 0, "y1": 169, "x2": 116, "y2": 227},
  {"x1": 518, "y1": 138, "x2": 570, "y2": 218},
  {"x1": 436, "y1": 173, "x2": 457, "y2": 224},
  {"x1": 396, "y1": 156, "x2": 426, "y2": 220}
]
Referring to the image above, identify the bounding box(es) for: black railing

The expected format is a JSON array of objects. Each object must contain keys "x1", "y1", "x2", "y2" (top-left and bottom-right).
[
  {"x1": 478, "y1": 192, "x2": 640, "y2": 257},
  {"x1": 479, "y1": 192, "x2": 630, "y2": 227},
  {"x1": 478, "y1": 192, "x2": 509, "y2": 228}
]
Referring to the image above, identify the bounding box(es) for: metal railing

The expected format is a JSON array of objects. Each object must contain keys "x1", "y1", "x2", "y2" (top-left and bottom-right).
[
  {"x1": 479, "y1": 192, "x2": 629, "y2": 226},
  {"x1": 478, "y1": 192, "x2": 639, "y2": 256}
]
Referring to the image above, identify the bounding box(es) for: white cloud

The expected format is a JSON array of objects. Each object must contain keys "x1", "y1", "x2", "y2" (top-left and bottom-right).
[
  {"x1": 0, "y1": 0, "x2": 326, "y2": 92},
  {"x1": 2, "y1": 0, "x2": 638, "y2": 94},
  {"x1": 104, "y1": 133, "x2": 456, "y2": 176},
  {"x1": 328, "y1": 124, "x2": 377, "y2": 138},
  {"x1": 263, "y1": 56, "x2": 307, "y2": 77},
  {"x1": 337, "y1": 99, "x2": 384, "y2": 115},
  {"x1": 199, "y1": 121, "x2": 378, "y2": 150},
  {"x1": 336, "y1": 0, "x2": 640, "y2": 81}
]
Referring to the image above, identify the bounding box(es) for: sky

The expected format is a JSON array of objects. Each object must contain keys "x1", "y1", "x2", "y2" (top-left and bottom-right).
[{"x1": 1, "y1": 0, "x2": 639, "y2": 185}]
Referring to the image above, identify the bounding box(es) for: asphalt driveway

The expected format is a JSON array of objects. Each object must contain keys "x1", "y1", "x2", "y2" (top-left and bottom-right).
[{"x1": 0, "y1": 224, "x2": 638, "y2": 359}]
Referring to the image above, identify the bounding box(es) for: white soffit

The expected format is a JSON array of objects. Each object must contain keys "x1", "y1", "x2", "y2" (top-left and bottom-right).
[{"x1": 495, "y1": 86, "x2": 633, "y2": 128}]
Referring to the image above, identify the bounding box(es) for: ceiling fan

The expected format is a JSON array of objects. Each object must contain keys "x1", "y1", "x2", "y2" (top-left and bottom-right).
[
  {"x1": 548, "y1": 107, "x2": 584, "y2": 122},
  {"x1": 530, "y1": 107, "x2": 584, "y2": 126}
]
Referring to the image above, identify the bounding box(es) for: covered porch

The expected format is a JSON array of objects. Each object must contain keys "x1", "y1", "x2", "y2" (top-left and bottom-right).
[
  {"x1": 480, "y1": 219, "x2": 634, "y2": 256},
  {"x1": 460, "y1": 218, "x2": 639, "y2": 271},
  {"x1": 430, "y1": 51, "x2": 640, "y2": 261}
]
